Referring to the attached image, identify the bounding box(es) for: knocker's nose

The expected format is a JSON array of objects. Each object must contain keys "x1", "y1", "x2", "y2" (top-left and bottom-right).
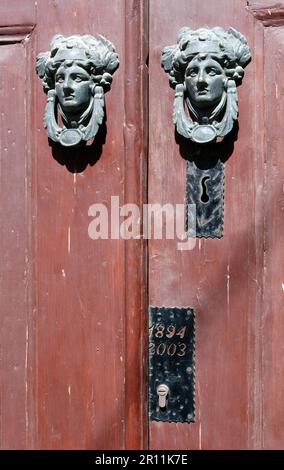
[
  {"x1": 63, "y1": 78, "x2": 73, "y2": 92},
  {"x1": 197, "y1": 70, "x2": 207, "y2": 84}
]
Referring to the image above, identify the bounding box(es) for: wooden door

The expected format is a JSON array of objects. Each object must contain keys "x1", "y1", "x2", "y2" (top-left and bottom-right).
[
  {"x1": 1, "y1": 0, "x2": 284, "y2": 451},
  {"x1": 0, "y1": 0, "x2": 147, "y2": 450},
  {"x1": 149, "y1": 0, "x2": 284, "y2": 450}
]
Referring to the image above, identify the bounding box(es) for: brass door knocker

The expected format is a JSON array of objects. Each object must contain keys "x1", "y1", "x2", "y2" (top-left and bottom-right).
[
  {"x1": 36, "y1": 34, "x2": 119, "y2": 147},
  {"x1": 162, "y1": 27, "x2": 251, "y2": 237}
]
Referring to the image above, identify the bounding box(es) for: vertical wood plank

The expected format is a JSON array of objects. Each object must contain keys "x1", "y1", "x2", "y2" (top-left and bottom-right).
[
  {"x1": 148, "y1": 0, "x2": 261, "y2": 450},
  {"x1": 124, "y1": 0, "x2": 148, "y2": 450},
  {"x1": 262, "y1": 24, "x2": 284, "y2": 450},
  {"x1": 0, "y1": 0, "x2": 147, "y2": 450},
  {"x1": 0, "y1": 39, "x2": 33, "y2": 449}
]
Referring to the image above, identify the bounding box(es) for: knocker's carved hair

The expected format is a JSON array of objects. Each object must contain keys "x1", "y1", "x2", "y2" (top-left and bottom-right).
[
  {"x1": 36, "y1": 34, "x2": 119, "y2": 93},
  {"x1": 162, "y1": 26, "x2": 251, "y2": 88}
]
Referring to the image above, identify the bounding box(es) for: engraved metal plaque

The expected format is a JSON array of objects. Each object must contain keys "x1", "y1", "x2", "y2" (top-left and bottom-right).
[{"x1": 149, "y1": 306, "x2": 195, "y2": 423}]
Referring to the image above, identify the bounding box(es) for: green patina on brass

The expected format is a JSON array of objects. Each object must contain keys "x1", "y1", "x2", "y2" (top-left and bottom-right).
[
  {"x1": 36, "y1": 34, "x2": 119, "y2": 147},
  {"x1": 162, "y1": 27, "x2": 251, "y2": 238},
  {"x1": 162, "y1": 26, "x2": 251, "y2": 144}
]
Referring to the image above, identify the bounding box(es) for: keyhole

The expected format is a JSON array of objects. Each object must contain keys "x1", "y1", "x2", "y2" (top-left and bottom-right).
[
  {"x1": 157, "y1": 384, "x2": 169, "y2": 410},
  {"x1": 201, "y1": 176, "x2": 210, "y2": 203}
]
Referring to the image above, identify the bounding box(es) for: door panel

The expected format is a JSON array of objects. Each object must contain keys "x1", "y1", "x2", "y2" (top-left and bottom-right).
[
  {"x1": 0, "y1": 0, "x2": 146, "y2": 450},
  {"x1": 262, "y1": 22, "x2": 284, "y2": 450},
  {"x1": 148, "y1": 0, "x2": 284, "y2": 450},
  {"x1": 0, "y1": 34, "x2": 34, "y2": 450}
]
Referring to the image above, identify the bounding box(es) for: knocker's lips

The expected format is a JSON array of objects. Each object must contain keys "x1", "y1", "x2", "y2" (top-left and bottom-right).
[{"x1": 63, "y1": 95, "x2": 75, "y2": 100}]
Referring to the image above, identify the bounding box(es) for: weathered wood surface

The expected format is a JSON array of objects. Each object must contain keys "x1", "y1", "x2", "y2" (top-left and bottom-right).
[
  {"x1": 149, "y1": 0, "x2": 284, "y2": 450},
  {"x1": 0, "y1": 0, "x2": 147, "y2": 450}
]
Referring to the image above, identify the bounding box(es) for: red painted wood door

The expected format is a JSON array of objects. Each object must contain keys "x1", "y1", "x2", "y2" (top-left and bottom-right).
[
  {"x1": 1, "y1": 0, "x2": 284, "y2": 451},
  {"x1": 0, "y1": 0, "x2": 147, "y2": 450},
  {"x1": 149, "y1": 0, "x2": 284, "y2": 450}
]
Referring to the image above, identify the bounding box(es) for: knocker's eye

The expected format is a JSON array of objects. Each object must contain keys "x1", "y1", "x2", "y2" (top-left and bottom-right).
[
  {"x1": 74, "y1": 76, "x2": 83, "y2": 82},
  {"x1": 188, "y1": 69, "x2": 197, "y2": 78},
  {"x1": 208, "y1": 69, "x2": 219, "y2": 76},
  {"x1": 56, "y1": 76, "x2": 64, "y2": 83}
]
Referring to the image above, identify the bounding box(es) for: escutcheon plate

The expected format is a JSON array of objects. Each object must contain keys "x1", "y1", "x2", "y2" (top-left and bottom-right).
[{"x1": 149, "y1": 306, "x2": 195, "y2": 423}]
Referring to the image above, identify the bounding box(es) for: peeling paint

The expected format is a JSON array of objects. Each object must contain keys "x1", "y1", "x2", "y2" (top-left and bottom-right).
[
  {"x1": 25, "y1": 325, "x2": 29, "y2": 432},
  {"x1": 68, "y1": 227, "x2": 71, "y2": 254},
  {"x1": 227, "y1": 264, "x2": 230, "y2": 312},
  {"x1": 73, "y1": 174, "x2": 77, "y2": 195},
  {"x1": 199, "y1": 422, "x2": 202, "y2": 450}
]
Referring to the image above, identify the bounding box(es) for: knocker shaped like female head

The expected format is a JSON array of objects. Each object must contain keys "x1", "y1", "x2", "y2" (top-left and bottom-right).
[
  {"x1": 36, "y1": 34, "x2": 119, "y2": 147},
  {"x1": 162, "y1": 27, "x2": 251, "y2": 144}
]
